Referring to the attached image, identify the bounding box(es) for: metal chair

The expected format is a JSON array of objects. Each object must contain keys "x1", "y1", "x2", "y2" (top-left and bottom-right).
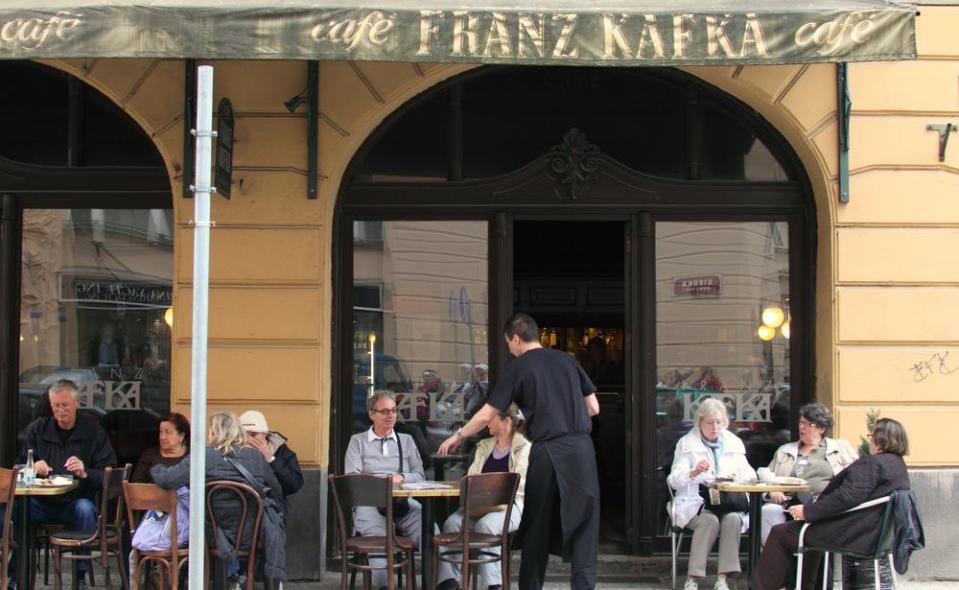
[
  {"x1": 796, "y1": 495, "x2": 897, "y2": 590},
  {"x1": 329, "y1": 473, "x2": 416, "y2": 590},
  {"x1": 0, "y1": 467, "x2": 18, "y2": 590},
  {"x1": 431, "y1": 472, "x2": 519, "y2": 590},
  {"x1": 123, "y1": 482, "x2": 192, "y2": 590},
  {"x1": 205, "y1": 480, "x2": 264, "y2": 590},
  {"x1": 50, "y1": 464, "x2": 132, "y2": 590},
  {"x1": 663, "y1": 465, "x2": 693, "y2": 590}
]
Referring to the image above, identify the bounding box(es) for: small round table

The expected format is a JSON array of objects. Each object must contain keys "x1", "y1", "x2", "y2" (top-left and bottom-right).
[
  {"x1": 14, "y1": 480, "x2": 80, "y2": 589},
  {"x1": 713, "y1": 480, "x2": 810, "y2": 574},
  {"x1": 393, "y1": 482, "x2": 461, "y2": 590}
]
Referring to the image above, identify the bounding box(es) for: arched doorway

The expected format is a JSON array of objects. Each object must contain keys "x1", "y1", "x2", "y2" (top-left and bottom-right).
[
  {"x1": 333, "y1": 66, "x2": 815, "y2": 553},
  {"x1": 0, "y1": 61, "x2": 173, "y2": 468}
]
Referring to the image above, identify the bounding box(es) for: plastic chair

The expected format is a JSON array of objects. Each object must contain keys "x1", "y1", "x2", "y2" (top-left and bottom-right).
[
  {"x1": 123, "y1": 482, "x2": 192, "y2": 590},
  {"x1": 205, "y1": 480, "x2": 264, "y2": 590},
  {"x1": 49, "y1": 464, "x2": 132, "y2": 590},
  {"x1": 329, "y1": 473, "x2": 416, "y2": 590},
  {"x1": 431, "y1": 472, "x2": 519, "y2": 590},
  {"x1": 0, "y1": 467, "x2": 18, "y2": 590},
  {"x1": 796, "y1": 495, "x2": 897, "y2": 590}
]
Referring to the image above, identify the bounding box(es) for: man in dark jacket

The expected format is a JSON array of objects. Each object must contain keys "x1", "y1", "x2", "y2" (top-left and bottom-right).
[
  {"x1": 239, "y1": 410, "x2": 304, "y2": 513},
  {"x1": 13, "y1": 379, "x2": 117, "y2": 589}
]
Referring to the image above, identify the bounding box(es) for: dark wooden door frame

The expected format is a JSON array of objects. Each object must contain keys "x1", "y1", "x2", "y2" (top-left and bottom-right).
[
  {"x1": 334, "y1": 140, "x2": 815, "y2": 554},
  {"x1": 0, "y1": 156, "x2": 171, "y2": 466}
]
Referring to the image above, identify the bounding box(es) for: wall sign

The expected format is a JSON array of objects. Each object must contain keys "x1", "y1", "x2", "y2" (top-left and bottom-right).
[{"x1": 673, "y1": 274, "x2": 722, "y2": 297}]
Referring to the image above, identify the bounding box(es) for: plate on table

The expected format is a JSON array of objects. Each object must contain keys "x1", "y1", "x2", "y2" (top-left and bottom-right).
[
  {"x1": 50, "y1": 476, "x2": 74, "y2": 486},
  {"x1": 769, "y1": 476, "x2": 806, "y2": 486}
]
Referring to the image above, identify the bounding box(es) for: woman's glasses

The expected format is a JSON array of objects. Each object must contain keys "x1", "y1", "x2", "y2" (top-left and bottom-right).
[{"x1": 372, "y1": 408, "x2": 398, "y2": 416}]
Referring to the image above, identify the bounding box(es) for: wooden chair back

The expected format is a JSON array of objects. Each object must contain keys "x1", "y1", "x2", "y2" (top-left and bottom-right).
[
  {"x1": 206, "y1": 480, "x2": 264, "y2": 590},
  {"x1": 0, "y1": 466, "x2": 18, "y2": 590}
]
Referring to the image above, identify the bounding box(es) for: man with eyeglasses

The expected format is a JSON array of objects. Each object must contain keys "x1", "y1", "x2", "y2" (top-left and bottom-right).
[
  {"x1": 344, "y1": 391, "x2": 426, "y2": 590},
  {"x1": 5, "y1": 379, "x2": 116, "y2": 590}
]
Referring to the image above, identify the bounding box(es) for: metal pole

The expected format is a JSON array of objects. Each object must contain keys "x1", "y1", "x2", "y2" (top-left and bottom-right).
[{"x1": 188, "y1": 64, "x2": 214, "y2": 590}]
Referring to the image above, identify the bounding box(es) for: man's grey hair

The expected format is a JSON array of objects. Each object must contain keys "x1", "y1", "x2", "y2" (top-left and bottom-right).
[
  {"x1": 366, "y1": 391, "x2": 396, "y2": 413},
  {"x1": 48, "y1": 379, "x2": 80, "y2": 400}
]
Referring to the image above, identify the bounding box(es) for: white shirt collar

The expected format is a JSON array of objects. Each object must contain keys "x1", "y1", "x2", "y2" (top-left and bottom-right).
[{"x1": 367, "y1": 427, "x2": 397, "y2": 442}]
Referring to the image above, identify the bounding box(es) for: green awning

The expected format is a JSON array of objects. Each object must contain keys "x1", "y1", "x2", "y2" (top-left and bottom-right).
[{"x1": 0, "y1": 0, "x2": 916, "y2": 64}]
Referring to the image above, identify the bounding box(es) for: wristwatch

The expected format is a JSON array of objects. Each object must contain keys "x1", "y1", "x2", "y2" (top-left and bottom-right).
[{"x1": 455, "y1": 428, "x2": 464, "y2": 439}]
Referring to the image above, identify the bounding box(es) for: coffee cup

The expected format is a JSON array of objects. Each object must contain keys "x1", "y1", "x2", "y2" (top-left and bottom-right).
[{"x1": 757, "y1": 467, "x2": 771, "y2": 483}]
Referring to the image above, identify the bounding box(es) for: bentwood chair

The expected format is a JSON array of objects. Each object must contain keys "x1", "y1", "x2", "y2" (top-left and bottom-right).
[
  {"x1": 205, "y1": 480, "x2": 264, "y2": 590},
  {"x1": 796, "y1": 495, "x2": 898, "y2": 590},
  {"x1": 50, "y1": 464, "x2": 132, "y2": 590},
  {"x1": 1, "y1": 467, "x2": 18, "y2": 590},
  {"x1": 431, "y1": 472, "x2": 520, "y2": 590},
  {"x1": 123, "y1": 482, "x2": 192, "y2": 590},
  {"x1": 329, "y1": 473, "x2": 416, "y2": 590}
]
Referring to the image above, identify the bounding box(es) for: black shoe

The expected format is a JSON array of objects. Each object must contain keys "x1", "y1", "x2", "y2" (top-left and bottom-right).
[
  {"x1": 6, "y1": 577, "x2": 17, "y2": 590},
  {"x1": 77, "y1": 579, "x2": 88, "y2": 590},
  {"x1": 436, "y1": 579, "x2": 459, "y2": 590},
  {"x1": 488, "y1": 585, "x2": 502, "y2": 590}
]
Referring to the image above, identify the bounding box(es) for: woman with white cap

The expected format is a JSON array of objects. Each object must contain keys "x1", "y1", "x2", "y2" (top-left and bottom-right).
[{"x1": 239, "y1": 409, "x2": 304, "y2": 512}]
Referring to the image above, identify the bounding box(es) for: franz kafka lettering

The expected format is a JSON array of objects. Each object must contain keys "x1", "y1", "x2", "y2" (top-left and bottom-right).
[
  {"x1": 0, "y1": 7, "x2": 897, "y2": 61},
  {"x1": 310, "y1": 10, "x2": 886, "y2": 60}
]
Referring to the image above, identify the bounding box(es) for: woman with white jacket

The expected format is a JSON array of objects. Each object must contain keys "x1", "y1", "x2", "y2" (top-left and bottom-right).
[
  {"x1": 667, "y1": 398, "x2": 757, "y2": 590},
  {"x1": 436, "y1": 404, "x2": 531, "y2": 590}
]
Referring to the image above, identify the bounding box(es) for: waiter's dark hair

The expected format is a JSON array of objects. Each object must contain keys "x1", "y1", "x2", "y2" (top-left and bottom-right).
[{"x1": 504, "y1": 313, "x2": 539, "y2": 343}]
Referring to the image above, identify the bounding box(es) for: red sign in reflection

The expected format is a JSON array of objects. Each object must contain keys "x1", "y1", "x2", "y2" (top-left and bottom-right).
[{"x1": 673, "y1": 275, "x2": 721, "y2": 297}]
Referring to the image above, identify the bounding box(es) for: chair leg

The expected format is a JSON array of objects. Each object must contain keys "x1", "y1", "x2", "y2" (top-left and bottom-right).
[
  {"x1": 874, "y1": 559, "x2": 880, "y2": 590},
  {"x1": 407, "y1": 549, "x2": 416, "y2": 590},
  {"x1": 52, "y1": 546, "x2": 63, "y2": 590},
  {"x1": 670, "y1": 531, "x2": 678, "y2": 590},
  {"x1": 104, "y1": 547, "x2": 114, "y2": 590},
  {"x1": 115, "y1": 549, "x2": 129, "y2": 590},
  {"x1": 822, "y1": 552, "x2": 830, "y2": 590},
  {"x1": 888, "y1": 554, "x2": 898, "y2": 590},
  {"x1": 44, "y1": 540, "x2": 51, "y2": 586}
]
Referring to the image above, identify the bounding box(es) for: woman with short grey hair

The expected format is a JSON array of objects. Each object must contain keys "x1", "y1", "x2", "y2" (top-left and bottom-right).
[
  {"x1": 760, "y1": 402, "x2": 857, "y2": 544},
  {"x1": 667, "y1": 398, "x2": 757, "y2": 590}
]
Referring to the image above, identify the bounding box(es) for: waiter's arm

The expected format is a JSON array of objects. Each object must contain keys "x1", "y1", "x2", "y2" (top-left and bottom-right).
[
  {"x1": 438, "y1": 403, "x2": 500, "y2": 455},
  {"x1": 584, "y1": 393, "x2": 600, "y2": 417}
]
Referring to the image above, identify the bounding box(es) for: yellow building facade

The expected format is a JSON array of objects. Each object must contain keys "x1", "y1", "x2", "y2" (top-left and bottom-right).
[{"x1": 3, "y1": 0, "x2": 956, "y2": 579}]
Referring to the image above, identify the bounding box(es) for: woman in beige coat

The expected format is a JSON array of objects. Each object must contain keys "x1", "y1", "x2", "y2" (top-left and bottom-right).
[
  {"x1": 436, "y1": 404, "x2": 530, "y2": 590},
  {"x1": 760, "y1": 402, "x2": 857, "y2": 544}
]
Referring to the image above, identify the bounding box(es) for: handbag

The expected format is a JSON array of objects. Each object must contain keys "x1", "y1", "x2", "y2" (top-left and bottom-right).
[
  {"x1": 698, "y1": 484, "x2": 748, "y2": 515},
  {"x1": 376, "y1": 434, "x2": 411, "y2": 520},
  {"x1": 132, "y1": 486, "x2": 190, "y2": 552}
]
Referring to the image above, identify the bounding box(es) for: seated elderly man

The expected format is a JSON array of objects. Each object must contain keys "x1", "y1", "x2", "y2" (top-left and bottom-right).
[
  {"x1": 7, "y1": 379, "x2": 116, "y2": 590},
  {"x1": 344, "y1": 392, "x2": 426, "y2": 590}
]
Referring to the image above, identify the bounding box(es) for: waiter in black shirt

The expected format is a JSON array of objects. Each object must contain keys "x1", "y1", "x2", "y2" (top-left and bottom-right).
[{"x1": 439, "y1": 313, "x2": 601, "y2": 590}]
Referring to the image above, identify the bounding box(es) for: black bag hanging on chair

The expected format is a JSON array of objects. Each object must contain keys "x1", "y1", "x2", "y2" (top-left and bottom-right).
[{"x1": 698, "y1": 484, "x2": 749, "y2": 515}]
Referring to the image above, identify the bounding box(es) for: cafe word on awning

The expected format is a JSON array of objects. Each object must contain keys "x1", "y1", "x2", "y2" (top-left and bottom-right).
[{"x1": 0, "y1": 0, "x2": 916, "y2": 65}]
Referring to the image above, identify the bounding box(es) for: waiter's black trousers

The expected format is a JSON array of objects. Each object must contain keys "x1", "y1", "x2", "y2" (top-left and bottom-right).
[{"x1": 519, "y1": 448, "x2": 598, "y2": 590}]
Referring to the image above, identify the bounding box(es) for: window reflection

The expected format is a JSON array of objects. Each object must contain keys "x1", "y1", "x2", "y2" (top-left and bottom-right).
[
  {"x1": 352, "y1": 220, "x2": 488, "y2": 480},
  {"x1": 655, "y1": 221, "x2": 790, "y2": 533},
  {"x1": 18, "y1": 208, "x2": 173, "y2": 465}
]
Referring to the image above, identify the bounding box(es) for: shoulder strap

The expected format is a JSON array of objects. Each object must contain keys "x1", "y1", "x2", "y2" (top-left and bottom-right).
[
  {"x1": 224, "y1": 456, "x2": 268, "y2": 499},
  {"x1": 395, "y1": 432, "x2": 404, "y2": 474}
]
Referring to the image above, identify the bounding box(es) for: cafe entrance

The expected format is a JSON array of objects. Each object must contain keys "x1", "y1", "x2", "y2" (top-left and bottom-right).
[{"x1": 333, "y1": 65, "x2": 814, "y2": 553}]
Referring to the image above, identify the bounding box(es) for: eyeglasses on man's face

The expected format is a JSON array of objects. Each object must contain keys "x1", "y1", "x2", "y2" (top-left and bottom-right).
[{"x1": 371, "y1": 407, "x2": 398, "y2": 416}]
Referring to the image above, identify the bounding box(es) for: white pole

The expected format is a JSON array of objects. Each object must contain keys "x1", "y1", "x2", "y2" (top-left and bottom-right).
[{"x1": 188, "y1": 64, "x2": 214, "y2": 590}]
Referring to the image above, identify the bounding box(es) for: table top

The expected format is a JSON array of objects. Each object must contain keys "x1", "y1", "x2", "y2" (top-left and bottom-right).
[
  {"x1": 15, "y1": 480, "x2": 79, "y2": 496},
  {"x1": 392, "y1": 481, "x2": 461, "y2": 498},
  {"x1": 714, "y1": 481, "x2": 810, "y2": 493}
]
